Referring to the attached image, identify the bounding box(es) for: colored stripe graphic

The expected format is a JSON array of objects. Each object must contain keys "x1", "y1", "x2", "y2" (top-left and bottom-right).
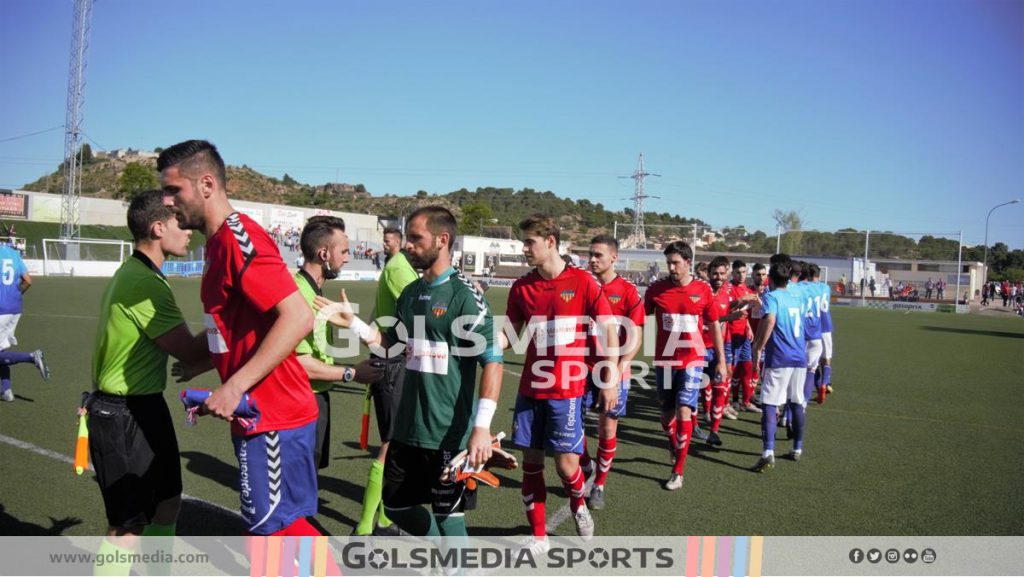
[
  {"x1": 298, "y1": 537, "x2": 312, "y2": 577},
  {"x1": 314, "y1": 536, "x2": 328, "y2": 577},
  {"x1": 749, "y1": 536, "x2": 764, "y2": 577},
  {"x1": 733, "y1": 536, "x2": 749, "y2": 577},
  {"x1": 686, "y1": 536, "x2": 700, "y2": 577},
  {"x1": 265, "y1": 537, "x2": 282, "y2": 577},
  {"x1": 281, "y1": 537, "x2": 297, "y2": 577},
  {"x1": 717, "y1": 536, "x2": 732, "y2": 577},
  {"x1": 249, "y1": 536, "x2": 266, "y2": 577},
  {"x1": 701, "y1": 537, "x2": 716, "y2": 577}
]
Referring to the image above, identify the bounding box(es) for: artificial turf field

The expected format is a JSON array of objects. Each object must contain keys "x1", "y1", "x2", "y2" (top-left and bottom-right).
[{"x1": 1, "y1": 276, "x2": 1022, "y2": 536}]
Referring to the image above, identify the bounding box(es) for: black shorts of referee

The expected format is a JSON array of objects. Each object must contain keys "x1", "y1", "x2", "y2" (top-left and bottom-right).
[
  {"x1": 370, "y1": 354, "x2": 406, "y2": 443},
  {"x1": 87, "y1": 392, "x2": 182, "y2": 530}
]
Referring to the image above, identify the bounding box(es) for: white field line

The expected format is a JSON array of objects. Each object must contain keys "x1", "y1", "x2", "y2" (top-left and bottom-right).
[{"x1": 0, "y1": 432, "x2": 241, "y2": 519}]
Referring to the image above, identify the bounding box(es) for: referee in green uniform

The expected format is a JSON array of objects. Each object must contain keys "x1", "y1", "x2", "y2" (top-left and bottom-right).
[
  {"x1": 292, "y1": 215, "x2": 370, "y2": 469},
  {"x1": 89, "y1": 190, "x2": 208, "y2": 574}
]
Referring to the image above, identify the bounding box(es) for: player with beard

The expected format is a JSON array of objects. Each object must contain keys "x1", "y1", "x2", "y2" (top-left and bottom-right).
[
  {"x1": 579, "y1": 235, "x2": 644, "y2": 510},
  {"x1": 505, "y1": 215, "x2": 619, "y2": 548},
  {"x1": 316, "y1": 206, "x2": 502, "y2": 539},
  {"x1": 644, "y1": 242, "x2": 726, "y2": 490},
  {"x1": 703, "y1": 256, "x2": 753, "y2": 446},
  {"x1": 159, "y1": 140, "x2": 328, "y2": 541}
]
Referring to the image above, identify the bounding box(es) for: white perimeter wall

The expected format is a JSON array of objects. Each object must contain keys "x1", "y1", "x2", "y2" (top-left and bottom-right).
[{"x1": 16, "y1": 190, "x2": 383, "y2": 246}]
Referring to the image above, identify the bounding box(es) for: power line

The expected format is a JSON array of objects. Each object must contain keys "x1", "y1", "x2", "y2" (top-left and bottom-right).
[{"x1": 0, "y1": 125, "x2": 65, "y2": 144}]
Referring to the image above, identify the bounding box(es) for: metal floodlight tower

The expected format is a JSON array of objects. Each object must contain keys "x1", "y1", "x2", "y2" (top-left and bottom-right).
[
  {"x1": 620, "y1": 153, "x2": 660, "y2": 249},
  {"x1": 60, "y1": 0, "x2": 94, "y2": 241}
]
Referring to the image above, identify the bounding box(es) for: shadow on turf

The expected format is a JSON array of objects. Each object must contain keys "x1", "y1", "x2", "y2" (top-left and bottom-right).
[
  {"x1": 467, "y1": 525, "x2": 531, "y2": 536},
  {"x1": 176, "y1": 500, "x2": 244, "y2": 535},
  {"x1": 0, "y1": 504, "x2": 81, "y2": 536},
  {"x1": 921, "y1": 326, "x2": 1024, "y2": 339},
  {"x1": 180, "y1": 451, "x2": 238, "y2": 491}
]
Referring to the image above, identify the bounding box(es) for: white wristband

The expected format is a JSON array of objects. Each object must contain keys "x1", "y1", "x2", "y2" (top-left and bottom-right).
[
  {"x1": 474, "y1": 398, "x2": 497, "y2": 429},
  {"x1": 349, "y1": 317, "x2": 373, "y2": 342}
]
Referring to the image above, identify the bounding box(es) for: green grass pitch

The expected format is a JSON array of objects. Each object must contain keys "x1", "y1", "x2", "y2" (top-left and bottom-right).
[{"x1": 1, "y1": 277, "x2": 1022, "y2": 536}]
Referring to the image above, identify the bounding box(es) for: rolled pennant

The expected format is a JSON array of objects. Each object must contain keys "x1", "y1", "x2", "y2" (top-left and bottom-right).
[
  {"x1": 74, "y1": 413, "x2": 89, "y2": 475},
  {"x1": 180, "y1": 388, "x2": 260, "y2": 432},
  {"x1": 359, "y1": 384, "x2": 372, "y2": 450}
]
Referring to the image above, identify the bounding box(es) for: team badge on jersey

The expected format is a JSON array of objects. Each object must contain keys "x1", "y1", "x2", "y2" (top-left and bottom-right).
[
  {"x1": 689, "y1": 295, "x2": 702, "y2": 303},
  {"x1": 432, "y1": 302, "x2": 449, "y2": 318},
  {"x1": 560, "y1": 290, "x2": 576, "y2": 303},
  {"x1": 608, "y1": 294, "x2": 622, "y2": 305}
]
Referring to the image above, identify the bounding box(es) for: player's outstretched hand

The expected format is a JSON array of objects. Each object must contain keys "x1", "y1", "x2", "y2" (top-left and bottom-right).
[
  {"x1": 313, "y1": 289, "x2": 355, "y2": 328},
  {"x1": 466, "y1": 427, "x2": 494, "y2": 469}
]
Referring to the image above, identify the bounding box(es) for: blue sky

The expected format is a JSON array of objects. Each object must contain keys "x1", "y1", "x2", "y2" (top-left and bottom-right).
[{"x1": 1, "y1": 0, "x2": 1022, "y2": 249}]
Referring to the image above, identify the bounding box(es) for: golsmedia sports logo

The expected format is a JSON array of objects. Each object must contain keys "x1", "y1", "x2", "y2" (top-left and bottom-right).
[{"x1": 341, "y1": 542, "x2": 674, "y2": 571}]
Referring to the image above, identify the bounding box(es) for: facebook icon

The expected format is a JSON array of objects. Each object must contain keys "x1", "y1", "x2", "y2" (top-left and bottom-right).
[{"x1": 849, "y1": 549, "x2": 864, "y2": 564}]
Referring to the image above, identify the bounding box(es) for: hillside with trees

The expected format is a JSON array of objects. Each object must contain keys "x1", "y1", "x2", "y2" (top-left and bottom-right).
[{"x1": 17, "y1": 150, "x2": 1024, "y2": 280}]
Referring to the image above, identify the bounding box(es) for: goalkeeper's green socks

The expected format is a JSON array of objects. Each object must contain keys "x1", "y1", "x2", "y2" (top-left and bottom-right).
[
  {"x1": 385, "y1": 505, "x2": 439, "y2": 536},
  {"x1": 436, "y1": 513, "x2": 467, "y2": 537},
  {"x1": 355, "y1": 461, "x2": 385, "y2": 535},
  {"x1": 94, "y1": 539, "x2": 133, "y2": 576}
]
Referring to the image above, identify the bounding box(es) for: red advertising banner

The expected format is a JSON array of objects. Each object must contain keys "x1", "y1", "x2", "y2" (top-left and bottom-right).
[{"x1": 0, "y1": 190, "x2": 29, "y2": 219}]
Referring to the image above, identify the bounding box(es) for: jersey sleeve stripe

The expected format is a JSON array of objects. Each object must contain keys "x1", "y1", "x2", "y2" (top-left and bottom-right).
[
  {"x1": 226, "y1": 213, "x2": 257, "y2": 277},
  {"x1": 456, "y1": 272, "x2": 488, "y2": 333}
]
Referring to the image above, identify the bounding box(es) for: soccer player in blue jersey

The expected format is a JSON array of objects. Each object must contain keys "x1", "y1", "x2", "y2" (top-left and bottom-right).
[
  {"x1": 751, "y1": 261, "x2": 807, "y2": 471},
  {"x1": 0, "y1": 240, "x2": 48, "y2": 402},
  {"x1": 814, "y1": 266, "x2": 834, "y2": 403},
  {"x1": 799, "y1": 264, "x2": 825, "y2": 407}
]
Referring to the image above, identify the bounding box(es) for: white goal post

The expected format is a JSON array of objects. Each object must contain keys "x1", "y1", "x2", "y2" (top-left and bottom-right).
[{"x1": 41, "y1": 238, "x2": 133, "y2": 277}]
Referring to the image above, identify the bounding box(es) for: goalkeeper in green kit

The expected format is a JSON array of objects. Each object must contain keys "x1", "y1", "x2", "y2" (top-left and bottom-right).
[{"x1": 316, "y1": 206, "x2": 503, "y2": 537}]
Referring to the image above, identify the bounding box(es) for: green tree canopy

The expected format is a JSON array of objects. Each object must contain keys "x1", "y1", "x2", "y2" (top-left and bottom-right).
[
  {"x1": 117, "y1": 162, "x2": 159, "y2": 199},
  {"x1": 460, "y1": 202, "x2": 494, "y2": 235}
]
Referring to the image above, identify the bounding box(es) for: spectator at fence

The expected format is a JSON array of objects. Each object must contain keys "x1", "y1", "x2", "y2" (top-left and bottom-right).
[
  {"x1": 936, "y1": 279, "x2": 946, "y2": 300},
  {"x1": 925, "y1": 278, "x2": 934, "y2": 299},
  {"x1": 869, "y1": 277, "x2": 876, "y2": 297}
]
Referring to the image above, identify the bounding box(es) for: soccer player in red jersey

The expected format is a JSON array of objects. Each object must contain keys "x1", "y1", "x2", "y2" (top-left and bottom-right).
[
  {"x1": 644, "y1": 242, "x2": 726, "y2": 491},
  {"x1": 749, "y1": 263, "x2": 770, "y2": 387},
  {"x1": 506, "y1": 216, "x2": 619, "y2": 547},
  {"x1": 159, "y1": 141, "x2": 329, "y2": 543},
  {"x1": 728, "y1": 260, "x2": 761, "y2": 413},
  {"x1": 704, "y1": 256, "x2": 746, "y2": 446},
  {"x1": 579, "y1": 235, "x2": 644, "y2": 510}
]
